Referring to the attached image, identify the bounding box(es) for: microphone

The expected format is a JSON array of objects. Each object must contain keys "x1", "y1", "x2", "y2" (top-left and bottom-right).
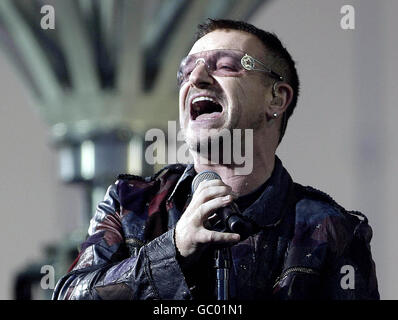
[{"x1": 191, "y1": 171, "x2": 257, "y2": 241}]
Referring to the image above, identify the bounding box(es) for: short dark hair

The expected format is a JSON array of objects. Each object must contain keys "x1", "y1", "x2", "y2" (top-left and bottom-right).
[{"x1": 195, "y1": 19, "x2": 300, "y2": 143}]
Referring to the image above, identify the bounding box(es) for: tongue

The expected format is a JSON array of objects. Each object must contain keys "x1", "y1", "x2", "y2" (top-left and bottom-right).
[
  {"x1": 192, "y1": 100, "x2": 223, "y2": 120},
  {"x1": 195, "y1": 111, "x2": 222, "y2": 121}
]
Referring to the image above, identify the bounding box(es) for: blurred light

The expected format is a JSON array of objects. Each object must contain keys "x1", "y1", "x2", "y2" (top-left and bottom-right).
[
  {"x1": 128, "y1": 135, "x2": 143, "y2": 175},
  {"x1": 59, "y1": 146, "x2": 74, "y2": 181},
  {"x1": 52, "y1": 123, "x2": 67, "y2": 139},
  {"x1": 81, "y1": 140, "x2": 95, "y2": 180}
]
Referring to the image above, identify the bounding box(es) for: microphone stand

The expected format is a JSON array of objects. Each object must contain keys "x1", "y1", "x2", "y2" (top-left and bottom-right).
[{"x1": 214, "y1": 247, "x2": 231, "y2": 300}]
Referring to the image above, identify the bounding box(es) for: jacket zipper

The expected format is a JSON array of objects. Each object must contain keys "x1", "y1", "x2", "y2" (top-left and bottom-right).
[{"x1": 273, "y1": 267, "x2": 319, "y2": 288}]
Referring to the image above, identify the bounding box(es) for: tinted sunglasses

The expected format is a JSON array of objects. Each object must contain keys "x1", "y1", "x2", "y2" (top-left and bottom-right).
[{"x1": 177, "y1": 49, "x2": 284, "y2": 87}]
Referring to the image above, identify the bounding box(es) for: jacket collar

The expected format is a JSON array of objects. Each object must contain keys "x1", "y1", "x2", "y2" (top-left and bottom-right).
[
  {"x1": 167, "y1": 156, "x2": 293, "y2": 228},
  {"x1": 242, "y1": 156, "x2": 293, "y2": 228},
  {"x1": 167, "y1": 163, "x2": 196, "y2": 202}
]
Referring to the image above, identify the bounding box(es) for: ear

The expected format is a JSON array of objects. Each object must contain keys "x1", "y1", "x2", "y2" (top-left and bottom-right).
[{"x1": 267, "y1": 82, "x2": 294, "y2": 120}]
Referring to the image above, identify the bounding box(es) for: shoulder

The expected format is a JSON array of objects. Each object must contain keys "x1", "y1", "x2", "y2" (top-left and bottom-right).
[
  {"x1": 110, "y1": 163, "x2": 188, "y2": 215},
  {"x1": 291, "y1": 183, "x2": 373, "y2": 255},
  {"x1": 275, "y1": 183, "x2": 379, "y2": 299},
  {"x1": 94, "y1": 164, "x2": 187, "y2": 219},
  {"x1": 89, "y1": 164, "x2": 188, "y2": 238},
  {"x1": 117, "y1": 163, "x2": 187, "y2": 185},
  {"x1": 115, "y1": 162, "x2": 187, "y2": 190},
  {"x1": 294, "y1": 183, "x2": 369, "y2": 229}
]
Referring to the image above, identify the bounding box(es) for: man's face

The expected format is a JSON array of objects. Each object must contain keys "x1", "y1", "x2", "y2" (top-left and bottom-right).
[{"x1": 178, "y1": 29, "x2": 271, "y2": 152}]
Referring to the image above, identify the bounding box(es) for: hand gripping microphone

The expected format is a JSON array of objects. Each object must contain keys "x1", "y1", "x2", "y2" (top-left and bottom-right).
[{"x1": 191, "y1": 171, "x2": 257, "y2": 241}]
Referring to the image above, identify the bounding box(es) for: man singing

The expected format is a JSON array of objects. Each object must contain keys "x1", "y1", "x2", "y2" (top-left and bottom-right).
[{"x1": 53, "y1": 19, "x2": 379, "y2": 300}]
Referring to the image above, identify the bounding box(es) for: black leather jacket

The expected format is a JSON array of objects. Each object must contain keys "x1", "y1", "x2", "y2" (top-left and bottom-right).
[{"x1": 52, "y1": 157, "x2": 379, "y2": 300}]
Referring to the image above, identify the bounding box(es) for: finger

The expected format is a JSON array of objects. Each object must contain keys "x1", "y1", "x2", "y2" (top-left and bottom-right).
[
  {"x1": 186, "y1": 185, "x2": 234, "y2": 216},
  {"x1": 195, "y1": 179, "x2": 230, "y2": 198},
  {"x1": 194, "y1": 195, "x2": 234, "y2": 224},
  {"x1": 197, "y1": 185, "x2": 235, "y2": 203},
  {"x1": 196, "y1": 229, "x2": 240, "y2": 244},
  {"x1": 196, "y1": 179, "x2": 239, "y2": 199},
  {"x1": 196, "y1": 179, "x2": 227, "y2": 192}
]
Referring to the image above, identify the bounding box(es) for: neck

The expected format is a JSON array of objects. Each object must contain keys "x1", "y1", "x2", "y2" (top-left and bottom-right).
[{"x1": 192, "y1": 144, "x2": 276, "y2": 196}]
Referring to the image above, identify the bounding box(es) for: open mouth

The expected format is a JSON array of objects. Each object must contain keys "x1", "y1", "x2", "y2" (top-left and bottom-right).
[{"x1": 190, "y1": 96, "x2": 223, "y2": 120}]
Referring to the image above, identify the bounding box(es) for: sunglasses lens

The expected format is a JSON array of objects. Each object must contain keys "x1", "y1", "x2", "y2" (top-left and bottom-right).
[
  {"x1": 213, "y1": 51, "x2": 244, "y2": 76},
  {"x1": 177, "y1": 50, "x2": 245, "y2": 86}
]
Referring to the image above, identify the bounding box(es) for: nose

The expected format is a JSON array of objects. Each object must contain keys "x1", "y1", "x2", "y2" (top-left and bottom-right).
[{"x1": 188, "y1": 60, "x2": 214, "y2": 88}]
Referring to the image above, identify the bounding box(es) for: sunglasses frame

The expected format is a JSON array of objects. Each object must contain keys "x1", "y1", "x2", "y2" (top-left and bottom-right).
[{"x1": 177, "y1": 49, "x2": 284, "y2": 86}]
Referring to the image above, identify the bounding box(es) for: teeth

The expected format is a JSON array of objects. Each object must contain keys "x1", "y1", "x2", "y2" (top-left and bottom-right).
[{"x1": 192, "y1": 96, "x2": 216, "y2": 104}]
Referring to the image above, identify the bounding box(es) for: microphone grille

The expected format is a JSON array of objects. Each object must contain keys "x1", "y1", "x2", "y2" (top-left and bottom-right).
[{"x1": 191, "y1": 171, "x2": 222, "y2": 193}]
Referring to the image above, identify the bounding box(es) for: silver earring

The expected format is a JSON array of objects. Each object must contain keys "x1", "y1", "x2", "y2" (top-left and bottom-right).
[{"x1": 273, "y1": 113, "x2": 278, "y2": 118}]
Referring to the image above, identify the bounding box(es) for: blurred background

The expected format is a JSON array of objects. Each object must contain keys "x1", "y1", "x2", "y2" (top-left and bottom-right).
[{"x1": 0, "y1": 0, "x2": 396, "y2": 299}]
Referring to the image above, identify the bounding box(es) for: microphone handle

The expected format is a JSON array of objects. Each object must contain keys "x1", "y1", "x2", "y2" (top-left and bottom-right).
[{"x1": 216, "y1": 202, "x2": 256, "y2": 241}]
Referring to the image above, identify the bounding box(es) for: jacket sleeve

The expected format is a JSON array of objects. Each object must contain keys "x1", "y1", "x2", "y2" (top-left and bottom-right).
[
  {"x1": 52, "y1": 182, "x2": 192, "y2": 300},
  {"x1": 321, "y1": 212, "x2": 380, "y2": 300}
]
